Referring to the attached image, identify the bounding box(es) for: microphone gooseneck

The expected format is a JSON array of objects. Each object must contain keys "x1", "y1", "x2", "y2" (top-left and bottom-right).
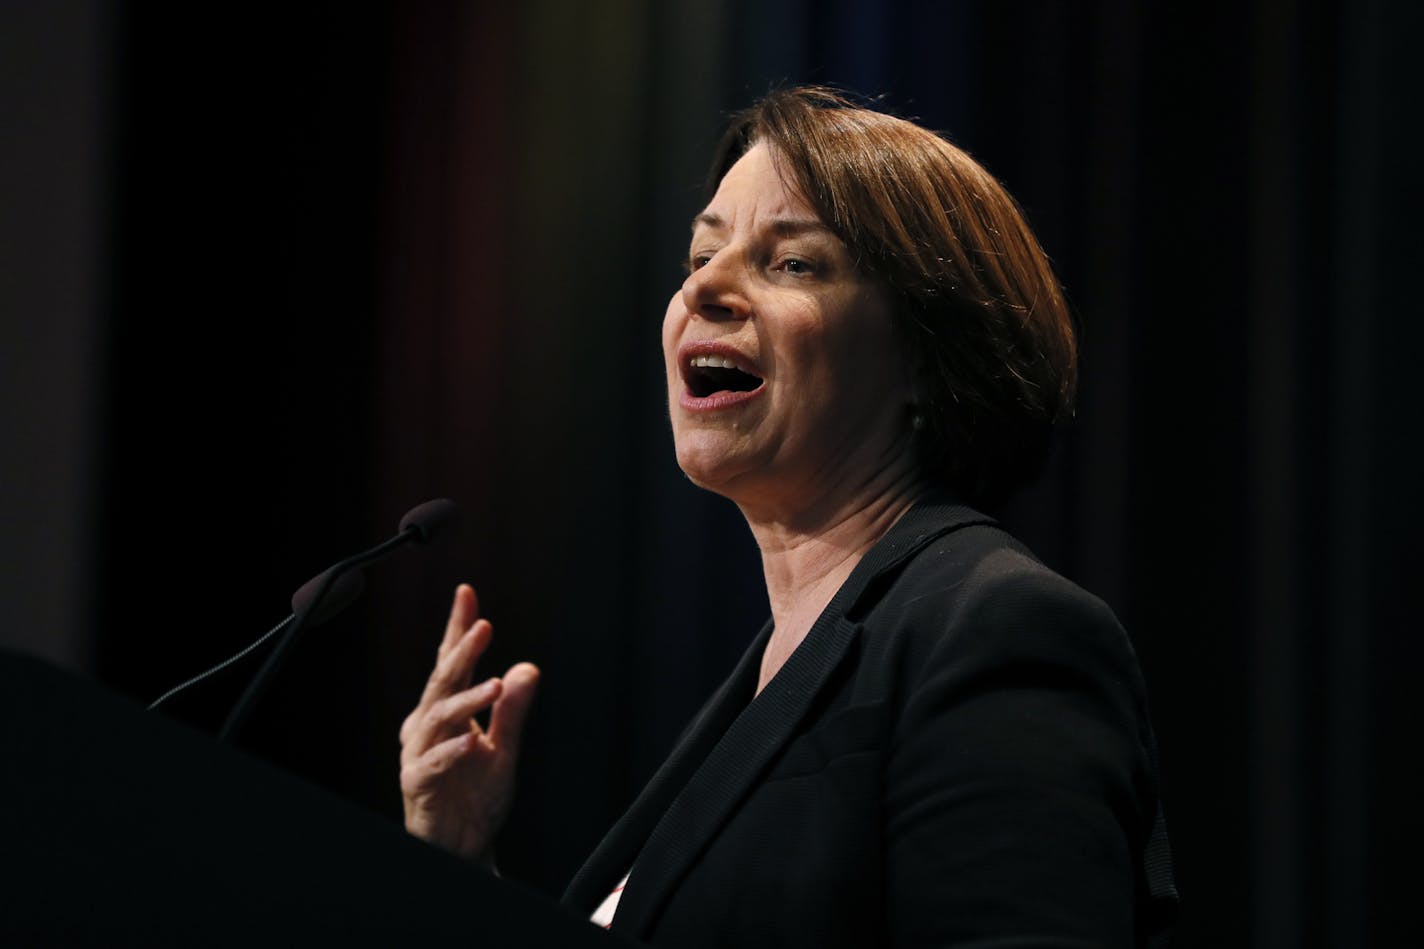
[{"x1": 144, "y1": 499, "x2": 458, "y2": 741}]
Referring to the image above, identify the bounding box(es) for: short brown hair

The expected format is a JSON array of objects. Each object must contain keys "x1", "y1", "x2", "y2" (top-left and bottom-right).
[{"x1": 708, "y1": 87, "x2": 1077, "y2": 510}]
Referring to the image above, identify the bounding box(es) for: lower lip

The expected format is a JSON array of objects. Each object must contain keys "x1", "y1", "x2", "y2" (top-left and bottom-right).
[{"x1": 679, "y1": 384, "x2": 766, "y2": 413}]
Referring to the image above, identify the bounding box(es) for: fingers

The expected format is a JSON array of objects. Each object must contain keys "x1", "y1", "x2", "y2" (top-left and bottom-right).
[
  {"x1": 400, "y1": 730, "x2": 480, "y2": 793},
  {"x1": 439, "y1": 584, "x2": 479, "y2": 656},
  {"x1": 403, "y1": 586, "x2": 538, "y2": 763},
  {"x1": 402, "y1": 676, "x2": 503, "y2": 756},
  {"x1": 421, "y1": 616, "x2": 493, "y2": 706},
  {"x1": 488, "y1": 662, "x2": 540, "y2": 750}
]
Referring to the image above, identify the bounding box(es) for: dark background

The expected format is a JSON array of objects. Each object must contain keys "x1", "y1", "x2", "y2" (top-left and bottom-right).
[{"x1": 3, "y1": 2, "x2": 1420, "y2": 946}]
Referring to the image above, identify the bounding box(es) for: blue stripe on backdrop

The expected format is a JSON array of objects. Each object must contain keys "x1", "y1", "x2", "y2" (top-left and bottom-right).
[
  {"x1": 722, "y1": 0, "x2": 975, "y2": 138},
  {"x1": 816, "y1": 0, "x2": 896, "y2": 95},
  {"x1": 727, "y1": 0, "x2": 812, "y2": 96}
]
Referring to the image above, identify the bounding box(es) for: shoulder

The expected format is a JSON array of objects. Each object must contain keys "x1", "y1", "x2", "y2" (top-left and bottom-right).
[
  {"x1": 853, "y1": 520, "x2": 1157, "y2": 792},
  {"x1": 864, "y1": 522, "x2": 1137, "y2": 680},
  {"x1": 859, "y1": 523, "x2": 1166, "y2": 947}
]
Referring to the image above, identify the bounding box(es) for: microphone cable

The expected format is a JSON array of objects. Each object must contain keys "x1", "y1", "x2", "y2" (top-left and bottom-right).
[{"x1": 147, "y1": 616, "x2": 293, "y2": 712}]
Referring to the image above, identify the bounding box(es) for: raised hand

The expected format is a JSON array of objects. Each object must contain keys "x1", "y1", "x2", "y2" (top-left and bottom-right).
[{"x1": 399, "y1": 584, "x2": 540, "y2": 864}]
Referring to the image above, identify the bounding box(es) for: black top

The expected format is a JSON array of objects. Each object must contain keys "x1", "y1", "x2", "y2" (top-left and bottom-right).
[{"x1": 564, "y1": 496, "x2": 1177, "y2": 948}]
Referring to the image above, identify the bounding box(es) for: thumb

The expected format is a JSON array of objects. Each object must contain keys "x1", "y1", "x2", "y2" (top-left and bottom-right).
[{"x1": 489, "y1": 662, "x2": 540, "y2": 749}]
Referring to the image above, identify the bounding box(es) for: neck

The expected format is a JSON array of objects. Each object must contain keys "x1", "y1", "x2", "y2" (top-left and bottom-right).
[{"x1": 739, "y1": 461, "x2": 927, "y2": 641}]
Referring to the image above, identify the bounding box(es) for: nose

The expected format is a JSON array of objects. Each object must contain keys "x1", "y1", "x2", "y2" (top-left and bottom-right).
[{"x1": 680, "y1": 249, "x2": 750, "y2": 322}]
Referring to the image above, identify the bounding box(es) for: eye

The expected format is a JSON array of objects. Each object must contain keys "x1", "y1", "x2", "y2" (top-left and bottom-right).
[
  {"x1": 779, "y1": 257, "x2": 814, "y2": 276},
  {"x1": 684, "y1": 252, "x2": 713, "y2": 274}
]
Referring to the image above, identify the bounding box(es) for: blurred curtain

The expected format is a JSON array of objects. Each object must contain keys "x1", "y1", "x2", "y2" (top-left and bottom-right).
[
  {"x1": 363, "y1": 2, "x2": 1421, "y2": 944},
  {"x1": 89, "y1": 1, "x2": 1421, "y2": 945}
]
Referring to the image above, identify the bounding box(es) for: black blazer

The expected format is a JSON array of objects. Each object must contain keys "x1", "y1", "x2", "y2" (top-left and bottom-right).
[{"x1": 563, "y1": 497, "x2": 1177, "y2": 947}]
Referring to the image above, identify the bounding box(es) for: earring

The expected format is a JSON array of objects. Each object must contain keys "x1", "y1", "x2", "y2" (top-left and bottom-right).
[{"x1": 910, "y1": 409, "x2": 926, "y2": 432}]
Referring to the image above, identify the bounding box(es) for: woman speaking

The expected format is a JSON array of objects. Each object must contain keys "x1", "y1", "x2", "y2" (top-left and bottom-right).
[{"x1": 397, "y1": 87, "x2": 1176, "y2": 948}]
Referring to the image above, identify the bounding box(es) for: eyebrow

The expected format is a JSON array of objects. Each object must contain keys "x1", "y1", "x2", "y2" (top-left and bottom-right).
[{"x1": 690, "y1": 212, "x2": 836, "y2": 239}]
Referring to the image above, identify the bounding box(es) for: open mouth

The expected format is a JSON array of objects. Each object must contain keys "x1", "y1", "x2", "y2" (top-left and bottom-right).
[{"x1": 685, "y1": 355, "x2": 764, "y2": 398}]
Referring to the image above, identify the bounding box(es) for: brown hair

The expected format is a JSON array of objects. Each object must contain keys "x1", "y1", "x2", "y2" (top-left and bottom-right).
[{"x1": 708, "y1": 87, "x2": 1077, "y2": 510}]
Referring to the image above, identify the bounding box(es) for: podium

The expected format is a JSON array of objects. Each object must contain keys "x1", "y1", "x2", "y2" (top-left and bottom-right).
[{"x1": 0, "y1": 650, "x2": 633, "y2": 945}]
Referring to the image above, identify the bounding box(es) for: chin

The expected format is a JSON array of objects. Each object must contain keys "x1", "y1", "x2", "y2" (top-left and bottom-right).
[
  {"x1": 673, "y1": 436, "x2": 749, "y2": 495},
  {"x1": 674, "y1": 447, "x2": 729, "y2": 491}
]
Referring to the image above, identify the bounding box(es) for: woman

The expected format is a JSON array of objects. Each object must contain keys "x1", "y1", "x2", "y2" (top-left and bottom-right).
[{"x1": 399, "y1": 87, "x2": 1176, "y2": 947}]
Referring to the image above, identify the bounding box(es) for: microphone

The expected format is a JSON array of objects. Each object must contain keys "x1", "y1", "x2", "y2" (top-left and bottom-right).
[
  {"x1": 398, "y1": 497, "x2": 458, "y2": 543},
  {"x1": 215, "y1": 498, "x2": 459, "y2": 743},
  {"x1": 290, "y1": 568, "x2": 368, "y2": 628},
  {"x1": 215, "y1": 498, "x2": 460, "y2": 743},
  {"x1": 276, "y1": 499, "x2": 457, "y2": 629},
  {"x1": 146, "y1": 499, "x2": 458, "y2": 742}
]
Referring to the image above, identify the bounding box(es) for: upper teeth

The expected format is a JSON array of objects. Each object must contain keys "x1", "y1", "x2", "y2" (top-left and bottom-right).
[{"x1": 690, "y1": 355, "x2": 739, "y2": 369}]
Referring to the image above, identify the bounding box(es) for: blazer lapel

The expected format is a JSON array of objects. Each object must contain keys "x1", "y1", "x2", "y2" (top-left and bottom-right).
[
  {"x1": 560, "y1": 619, "x2": 771, "y2": 913},
  {"x1": 609, "y1": 608, "x2": 864, "y2": 937},
  {"x1": 562, "y1": 496, "x2": 996, "y2": 932}
]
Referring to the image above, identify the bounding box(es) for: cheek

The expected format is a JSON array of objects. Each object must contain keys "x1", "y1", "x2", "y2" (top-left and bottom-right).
[
  {"x1": 839, "y1": 292, "x2": 902, "y2": 386},
  {"x1": 807, "y1": 293, "x2": 906, "y2": 409},
  {"x1": 662, "y1": 293, "x2": 685, "y2": 384}
]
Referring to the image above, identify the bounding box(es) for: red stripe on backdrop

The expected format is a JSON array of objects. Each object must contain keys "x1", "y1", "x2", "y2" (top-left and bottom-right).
[{"x1": 369, "y1": 1, "x2": 517, "y2": 757}]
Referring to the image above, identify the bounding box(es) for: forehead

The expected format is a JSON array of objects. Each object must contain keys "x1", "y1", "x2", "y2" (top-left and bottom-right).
[{"x1": 696, "y1": 143, "x2": 818, "y2": 228}]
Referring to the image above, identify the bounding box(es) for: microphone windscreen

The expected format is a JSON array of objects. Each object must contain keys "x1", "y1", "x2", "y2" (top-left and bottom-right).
[
  {"x1": 398, "y1": 498, "x2": 459, "y2": 544},
  {"x1": 291, "y1": 567, "x2": 367, "y2": 626}
]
